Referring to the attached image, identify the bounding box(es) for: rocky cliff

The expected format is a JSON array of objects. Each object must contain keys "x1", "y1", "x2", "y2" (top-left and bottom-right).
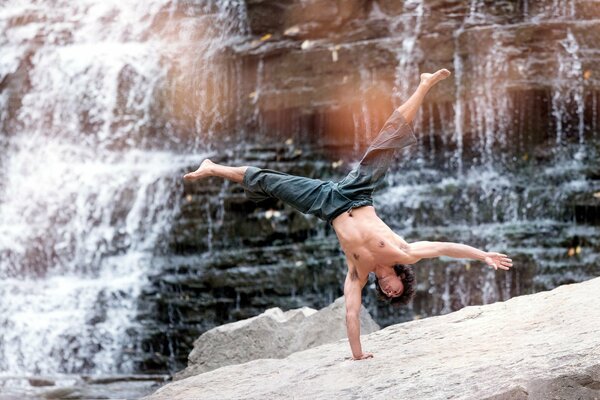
[{"x1": 143, "y1": 276, "x2": 600, "y2": 400}]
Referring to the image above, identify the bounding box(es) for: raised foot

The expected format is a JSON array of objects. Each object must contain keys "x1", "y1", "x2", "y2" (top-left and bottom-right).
[
  {"x1": 183, "y1": 159, "x2": 215, "y2": 182},
  {"x1": 420, "y1": 68, "x2": 451, "y2": 88}
]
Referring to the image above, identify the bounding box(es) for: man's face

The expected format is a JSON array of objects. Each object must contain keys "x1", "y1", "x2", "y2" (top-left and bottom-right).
[{"x1": 380, "y1": 274, "x2": 404, "y2": 298}]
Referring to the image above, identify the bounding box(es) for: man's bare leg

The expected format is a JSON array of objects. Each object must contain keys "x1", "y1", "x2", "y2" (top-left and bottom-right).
[
  {"x1": 183, "y1": 159, "x2": 248, "y2": 183},
  {"x1": 396, "y1": 68, "x2": 451, "y2": 124}
]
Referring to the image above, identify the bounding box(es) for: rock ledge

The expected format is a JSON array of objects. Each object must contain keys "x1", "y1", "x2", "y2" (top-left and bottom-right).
[{"x1": 144, "y1": 277, "x2": 600, "y2": 400}]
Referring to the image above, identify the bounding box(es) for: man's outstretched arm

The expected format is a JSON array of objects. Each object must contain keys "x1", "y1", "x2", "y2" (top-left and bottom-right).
[
  {"x1": 406, "y1": 241, "x2": 513, "y2": 270},
  {"x1": 343, "y1": 271, "x2": 373, "y2": 360}
]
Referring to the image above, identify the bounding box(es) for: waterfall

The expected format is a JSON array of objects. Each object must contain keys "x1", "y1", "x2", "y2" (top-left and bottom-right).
[{"x1": 0, "y1": 0, "x2": 248, "y2": 376}]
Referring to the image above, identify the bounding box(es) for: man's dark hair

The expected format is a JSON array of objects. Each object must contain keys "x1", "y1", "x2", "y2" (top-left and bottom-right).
[{"x1": 373, "y1": 264, "x2": 416, "y2": 307}]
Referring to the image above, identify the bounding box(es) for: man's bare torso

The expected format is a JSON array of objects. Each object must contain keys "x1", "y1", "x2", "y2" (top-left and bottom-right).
[{"x1": 331, "y1": 206, "x2": 414, "y2": 286}]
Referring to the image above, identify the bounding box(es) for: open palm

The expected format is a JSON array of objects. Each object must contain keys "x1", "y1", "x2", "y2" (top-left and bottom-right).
[{"x1": 484, "y1": 252, "x2": 513, "y2": 270}]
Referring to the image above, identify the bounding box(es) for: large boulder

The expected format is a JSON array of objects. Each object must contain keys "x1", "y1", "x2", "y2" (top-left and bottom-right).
[
  {"x1": 144, "y1": 277, "x2": 600, "y2": 399},
  {"x1": 172, "y1": 296, "x2": 380, "y2": 380}
]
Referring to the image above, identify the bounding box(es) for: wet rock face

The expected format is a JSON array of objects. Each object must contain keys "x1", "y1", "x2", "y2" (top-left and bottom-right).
[
  {"x1": 134, "y1": 0, "x2": 600, "y2": 375},
  {"x1": 246, "y1": 0, "x2": 371, "y2": 39},
  {"x1": 231, "y1": 0, "x2": 600, "y2": 164}
]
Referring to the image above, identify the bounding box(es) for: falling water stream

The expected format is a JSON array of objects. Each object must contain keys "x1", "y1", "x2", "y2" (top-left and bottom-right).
[{"x1": 0, "y1": 0, "x2": 249, "y2": 392}]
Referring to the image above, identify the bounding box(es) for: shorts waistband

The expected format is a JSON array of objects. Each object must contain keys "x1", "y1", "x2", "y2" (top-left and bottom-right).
[{"x1": 327, "y1": 199, "x2": 373, "y2": 225}]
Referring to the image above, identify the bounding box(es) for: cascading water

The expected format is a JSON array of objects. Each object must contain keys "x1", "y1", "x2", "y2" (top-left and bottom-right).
[
  {"x1": 553, "y1": 29, "x2": 585, "y2": 146},
  {"x1": 0, "y1": 0, "x2": 248, "y2": 380},
  {"x1": 388, "y1": 0, "x2": 424, "y2": 107}
]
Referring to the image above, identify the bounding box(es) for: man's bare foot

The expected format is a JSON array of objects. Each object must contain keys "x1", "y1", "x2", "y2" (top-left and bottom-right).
[
  {"x1": 183, "y1": 159, "x2": 215, "y2": 181},
  {"x1": 420, "y1": 68, "x2": 451, "y2": 88}
]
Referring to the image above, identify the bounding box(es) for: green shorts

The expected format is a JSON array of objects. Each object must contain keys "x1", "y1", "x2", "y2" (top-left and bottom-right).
[{"x1": 241, "y1": 109, "x2": 416, "y2": 224}]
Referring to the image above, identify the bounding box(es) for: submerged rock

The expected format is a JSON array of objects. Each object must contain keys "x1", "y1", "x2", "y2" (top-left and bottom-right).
[
  {"x1": 143, "y1": 277, "x2": 600, "y2": 400},
  {"x1": 27, "y1": 378, "x2": 55, "y2": 387},
  {"x1": 172, "y1": 296, "x2": 380, "y2": 381},
  {"x1": 0, "y1": 374, "x2": 170, "y2": 400}
]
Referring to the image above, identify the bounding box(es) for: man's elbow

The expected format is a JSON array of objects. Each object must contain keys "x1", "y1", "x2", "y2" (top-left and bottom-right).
[
  {"x1": 419, "y1": 243, "x2": 447, "y2": 260},
  {"x1": 345, "y1": 311, "x2": 360, "y2": 322},
  {"x1": 438, "y1": 241, "x2": 453, "y2": 257}
]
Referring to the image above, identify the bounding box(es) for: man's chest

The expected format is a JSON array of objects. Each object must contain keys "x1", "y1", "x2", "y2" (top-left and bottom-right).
[{"x1": 345, "y1": 239, "x2": 408, "y2": 273}]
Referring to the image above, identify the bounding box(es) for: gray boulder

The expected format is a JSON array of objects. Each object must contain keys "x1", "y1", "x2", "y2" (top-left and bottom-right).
[{"x1": 172, "y1": 296, "x2": 379, "y2": 380}]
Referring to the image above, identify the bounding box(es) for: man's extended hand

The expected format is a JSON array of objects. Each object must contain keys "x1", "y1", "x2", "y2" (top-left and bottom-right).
[
  {"x1": 349, "y1": 352, "x2": 374, "y2": 361},
  {"x1": 484, "y1": 252, "x2": 513, "y2": 270}
]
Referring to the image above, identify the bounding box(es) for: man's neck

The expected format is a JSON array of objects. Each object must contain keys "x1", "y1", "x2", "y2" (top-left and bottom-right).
[{"x1": 373, "y1": 263, "x2": 396, "y2": 279}]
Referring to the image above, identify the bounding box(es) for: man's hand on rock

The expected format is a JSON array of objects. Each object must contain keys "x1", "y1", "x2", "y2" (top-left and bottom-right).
[{"x1": 349, "y1": 352, "x2": 373, "y2": 361}]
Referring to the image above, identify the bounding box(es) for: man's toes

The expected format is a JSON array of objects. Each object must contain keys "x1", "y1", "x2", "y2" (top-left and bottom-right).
[{"x1": 435, "y1": 69, "x2": 451, "y2": 79}]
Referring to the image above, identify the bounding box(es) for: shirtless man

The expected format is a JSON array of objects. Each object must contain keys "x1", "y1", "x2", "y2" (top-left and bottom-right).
[{"x1": 183, "y1": 68, "x2": 513, "y2": 361}]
